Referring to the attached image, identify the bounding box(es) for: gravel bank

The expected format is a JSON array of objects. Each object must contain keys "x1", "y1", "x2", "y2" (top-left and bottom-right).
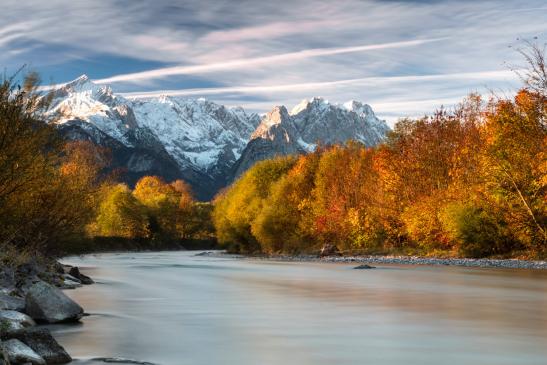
[
  {"x1": 197, "y1": 252, "x2": 547, "y2": 270},
  {"x1": 254, "y1": 255, "x2": 547, "y2": 269}
]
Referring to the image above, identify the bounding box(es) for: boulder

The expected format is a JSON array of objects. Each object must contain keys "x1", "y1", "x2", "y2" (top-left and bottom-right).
[
  {"x1": 0, "y1": 294, "x2": 25, "y2": 312},
  {"x1": 51, "y1": 262, "x2": 65, "y2": 275},
  {"x1": 353, "y1": 264, "x2": 375, "y2": 269},
  {"x1": 2, "y1": 338, "x2": 45, "y2": 365},
  {"x1": 67, "y1": 267, "x2": 94, "y2": 285},
  {"x1": 4, "y1": 328, "x2": 71, "y2": 364},
  {"x1": 60, "y1": 275, "x2": 82, "y2": 289},
  {"x1": 0, "y1": 268, "x2": 16, "y2": 291},
  {"x1": 0, "y1": 311, "x2": 35, "y2": 335},
  {"x1": 25, "y1": 282, "x2": 83, "y2": 323},
  {"x1": 0, "y1": 339, "x2": 8, "y2": 365}
]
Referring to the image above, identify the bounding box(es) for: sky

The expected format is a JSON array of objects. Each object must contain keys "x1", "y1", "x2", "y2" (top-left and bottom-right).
[{"x1": 1, "y1": 0, "x2": 546, "y2": 124}]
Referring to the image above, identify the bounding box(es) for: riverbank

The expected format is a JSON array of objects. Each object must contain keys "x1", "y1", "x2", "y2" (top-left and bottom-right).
[
  {"x1": 0, "y1": 259, "x2": 92, "y2": 365},
  {"x1": 200, "y1": 252, "x2": 547, "y2": 270}
]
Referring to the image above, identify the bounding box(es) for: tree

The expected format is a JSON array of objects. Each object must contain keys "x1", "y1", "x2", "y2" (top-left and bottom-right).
[
  {"x1": 94, "y1": 184, "x2": 149, "y2": 238},
  {"x1": 482, "y1": 90, "x2": 546, "y2": 249},
  {"x1": 133, "y1": 176, "x2": 180, "y2": 237},
  {"x1": 0, "y1": 72, "x2": 107, "y2": 252},
  {"x1": 212, "y1": 157, "x2": 296, "y2": 253},
  {"x1": 171, "y1": 179, "x2": 197, "y2": 239},
  {"x1": 252, "y1": 151, "x2": 321, "y2": 254}
]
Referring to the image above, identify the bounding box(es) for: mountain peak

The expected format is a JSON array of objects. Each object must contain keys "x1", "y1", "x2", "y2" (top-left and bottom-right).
[
  {"x1": 69, "y1": 74, "x2": 90, "y2": 85},
  {"x1": 263, "y1": 106, "x2": 290, "y2": 127},
  {"x1": 61, "y1": 74, "x2": 98, "y2": 93},
  {"x1": 343, "y1": 100, "x2": 374, "y2": 116},
  {"x1": 75, "y1": 74, "x2": 89, "y2": 82},
  {"x1": 290, "y1": 97, "x2": 329, "y2": 115}
]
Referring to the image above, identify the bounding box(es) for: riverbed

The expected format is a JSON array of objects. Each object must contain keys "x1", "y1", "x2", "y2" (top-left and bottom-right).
[{"x1": 52, "y1": 251, "x2": 547, "y2": 365}]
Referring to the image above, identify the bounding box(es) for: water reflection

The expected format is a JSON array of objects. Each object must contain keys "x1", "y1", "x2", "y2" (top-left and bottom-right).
[{"x1": 50, "y1": 252, "x2": 547, "y2": 365}]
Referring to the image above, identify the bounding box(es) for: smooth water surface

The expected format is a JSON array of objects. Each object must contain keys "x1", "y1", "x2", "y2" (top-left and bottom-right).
[{"x1": 52, "y1": 251, "x2": 547, "y2": 365}]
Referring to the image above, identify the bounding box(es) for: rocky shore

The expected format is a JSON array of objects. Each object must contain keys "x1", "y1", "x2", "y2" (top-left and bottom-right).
[
  {"x1": 0, "y1": 260, "x2": 93, "y2": 365},
  {"x1": 197, "y1": 251, "x2": 547, "y2": 270},
  {"x1": 251, "y1": 254, "x2": 547, "y2": 269}
]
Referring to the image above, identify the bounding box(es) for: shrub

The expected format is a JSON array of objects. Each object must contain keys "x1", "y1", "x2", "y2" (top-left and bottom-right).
[{"x1": 442, "y1": 203, "x2": 516, "y2": 258}]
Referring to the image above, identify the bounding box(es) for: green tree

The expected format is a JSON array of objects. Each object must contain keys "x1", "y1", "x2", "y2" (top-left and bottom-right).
[
  {"x1": 213, "y1": 157, "x2": 296, "y2": 253},
  {"x1": 94, "y1": 184, "x2": 149, "y2": 238}
]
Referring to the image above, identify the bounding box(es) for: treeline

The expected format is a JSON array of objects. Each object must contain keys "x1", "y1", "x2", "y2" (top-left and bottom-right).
[
  {"x1": 86, "y1": 177, "x2": 214, "y2": 251},
  {"x1": 213, "y1": 61, "x2": 546, "y2": 258},
  {"x1": 0, "y1": 72, "x2": 213, "y2": 257}
]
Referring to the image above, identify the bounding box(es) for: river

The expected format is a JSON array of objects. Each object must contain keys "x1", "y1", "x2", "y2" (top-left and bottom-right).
[{"x1": 50, "y1": 251, "x2": 547, "y2": 365}]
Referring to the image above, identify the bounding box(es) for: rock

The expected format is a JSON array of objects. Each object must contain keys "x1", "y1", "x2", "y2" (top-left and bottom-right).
[
  {"x1": 62, "y1": 274, "x2": 80, "y2": 284},
  {"x1": 4, "y1": 328, "x2": 71, "y2": 364},
  {"x1": 60, "y1": 274, "x2": 82, "y2": 289},
  {"x1": 0, "y1": 311, "x2": 35, "y2": 335},
  {"x1": 25, "y1": 282, "x2": 83, "y2": 323},
  {"x1": 194, "y1": 252, "x2": 213, "y2": 257},
  {"x1": 91, "y1": 357, "x2": 157, "y2": 365},
  {"x1": 2, "y1": 338, "x2": 45, "y2": 365},
  {"x1": 353, "y1": 264, "x2": 375, "y2": 269},
  {"x1": 0, "y1": 344, "x2": 8, "y2": 365},
  {"x1": 51, "y1": 262, "x2": 65, "y2": 275},
  {"x1": 0, "y1": 294, "x2": 25, "y2": 312},
  {"x1": 68, "y1": 267, "x2": 94, "y2": 285},
  {"x1": 0, "y1": 268, "x2": 16, "y2": 290}
]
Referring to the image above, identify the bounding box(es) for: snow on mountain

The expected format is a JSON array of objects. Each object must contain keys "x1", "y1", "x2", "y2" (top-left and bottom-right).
[
  {"x1": 46, "y1": 75, "x2": 260, "y2": 175},
  {"x1": 131, "y1": 96, "x2": 259, "y2": 174},
  {"x1": 290, "y1": 97, "x2": 389, "y2": 150},
  {"x1": 233, "y1": 97, "x2": 390, "y2": 179},
  {"x1": 48, "y1": 75, "x2": 137, "y2": 146},
  {"x1": 232, "y1": 106, "x2": 302, "y2": 177},
  {"x1": 46, "y1": 75, "x2": 390, "y2": 199}
]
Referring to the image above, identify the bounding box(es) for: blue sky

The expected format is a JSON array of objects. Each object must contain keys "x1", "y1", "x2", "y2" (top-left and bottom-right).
[{"x1": 1, "y1": 0, "x2": 546, "y2": 124}]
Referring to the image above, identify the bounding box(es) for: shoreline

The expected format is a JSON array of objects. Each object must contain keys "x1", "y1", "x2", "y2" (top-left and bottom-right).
[
  {"x1": 202, "y1": 252, "x2": 547, "y2": 270},
  {"x1": 0, "y1": 260, "x2": 93, "y2": 365}
]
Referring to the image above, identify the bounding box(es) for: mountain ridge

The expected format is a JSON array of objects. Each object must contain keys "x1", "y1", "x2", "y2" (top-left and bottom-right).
[{"x1": 45, "y1": 75, "x2": 390, "y2": 199}]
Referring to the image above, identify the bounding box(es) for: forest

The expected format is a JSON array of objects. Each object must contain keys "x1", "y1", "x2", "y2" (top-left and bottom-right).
[
  {"x1": 0, "y1": 74, "x2": 214, "y2": 260},
  {"x1": 213, "y1": 47, "x2": 547, "y2": 258},
  {"x1": 0, "y1": 46, "x2": 545, "y2": 262}
]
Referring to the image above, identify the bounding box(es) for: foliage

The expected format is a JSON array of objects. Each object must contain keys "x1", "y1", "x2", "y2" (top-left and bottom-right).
[
  {"x1": 213, "y1": 45, "x2": 546, "y2": 258},
  {"x1": 441, "y1": 202, "x2": 516, "y2": 258},
  {"x1": 212, "y1": 157, "x2": 296, "y2": 253},
  {"x1": 0, "y1": 72, "x2": 107, "y2": 253},
  {"x1": 93, "y1": 184, "x2": 150, "y2": 238}
]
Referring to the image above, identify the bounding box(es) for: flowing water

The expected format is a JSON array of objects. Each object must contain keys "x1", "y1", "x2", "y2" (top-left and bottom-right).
[{"x1": 51, "y1": 251, "x2": 547, "y2": 365}]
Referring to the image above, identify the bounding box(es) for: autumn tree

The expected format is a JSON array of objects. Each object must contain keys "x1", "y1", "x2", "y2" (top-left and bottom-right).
[
  {"x1": 0, "y1": 72, "x2": 109, "y2": 252},
  {"x1": 213, "y1": 157, "x2": 296, "y2": 253},
  {"x1": 94, "y1": 184, "x2": 149, "y2": 238},
  {"x1": 252, "y1": 151, "x2": 321, "y2": 254},
  {"x1": 481, "y1": 90, "x2": 546, "y2": 250}
]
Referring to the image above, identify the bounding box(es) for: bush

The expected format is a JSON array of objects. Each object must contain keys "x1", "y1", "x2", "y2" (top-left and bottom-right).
[{"x1": 442, "y1": 203, "x2": 516, "y2": 258}]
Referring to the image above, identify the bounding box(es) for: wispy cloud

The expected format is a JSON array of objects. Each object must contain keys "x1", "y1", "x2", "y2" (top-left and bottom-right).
[
  {"x1": 1, "y1": 0, "x2": 544, "y2": 122},
  {"x1": 120, "y1": 70, "x2": 518, "y2": 98},
  {"x1": 94, "y1": 38, "x2": 446, "y2": 84}
]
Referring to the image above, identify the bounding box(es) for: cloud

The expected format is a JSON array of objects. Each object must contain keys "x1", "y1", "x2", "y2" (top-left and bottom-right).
[
  {"x1": 1, "y1": 0, "x2": 545, "y2": 123},
  {"x1": 199, "y1": 20, "x2": 340, "y2": 44},
  {"x1": 94, "y1": 38, "x2": 446, "y2": 84},
  {"x1": 119, "y1": 70, "x2": 518, "y2": 98}
]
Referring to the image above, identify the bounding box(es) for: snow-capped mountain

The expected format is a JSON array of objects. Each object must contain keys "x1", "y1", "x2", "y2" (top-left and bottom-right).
[
  {"x1": 292, "y1": 97, "x2": 389, "y2": 148},
  {"x1": 46, "y1": 76, "x2": 389, "y2": 199},
  {"x1": 46, "y1": 75, "x2": 260, "y2": 199},
  {"x1": 233, "y1": 97, "x2": 390, "y2": 178},
  {"x1": 231, "y1": 106, "x2": 301, "y2": 177}
]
